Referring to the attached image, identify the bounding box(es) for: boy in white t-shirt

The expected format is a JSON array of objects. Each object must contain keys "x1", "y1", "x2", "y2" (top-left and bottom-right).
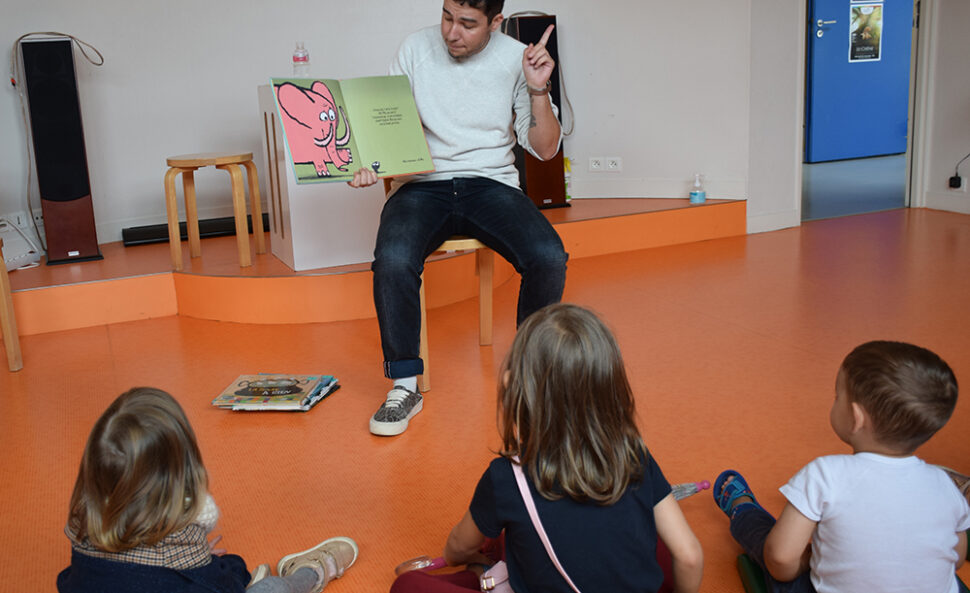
[{"x1": 713, "y1": 340, "x2": 970, "y2": 593}]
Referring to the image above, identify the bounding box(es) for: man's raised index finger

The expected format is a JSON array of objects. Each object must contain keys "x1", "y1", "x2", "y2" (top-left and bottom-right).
[{"x1": 537, "y1": 24, "x2": 554, "y2": 47}]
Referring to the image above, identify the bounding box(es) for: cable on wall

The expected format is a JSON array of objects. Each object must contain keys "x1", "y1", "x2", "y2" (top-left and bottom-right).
[
  {"x1": 954, "y1": 151, "x2": 970, "y2": 177},
  {"x1": 8, "y1": 32, "x2": 105, "y2": 253}
]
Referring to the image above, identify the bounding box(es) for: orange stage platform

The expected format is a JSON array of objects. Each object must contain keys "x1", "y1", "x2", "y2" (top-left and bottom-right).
[{"x1": 7, "y1": 198, "x2": 745, "y2": 335}]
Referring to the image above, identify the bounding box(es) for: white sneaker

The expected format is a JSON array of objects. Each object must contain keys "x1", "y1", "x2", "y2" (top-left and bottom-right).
[
  {"x1": 278, "y1": 537, "x2": 359, "y2": 593},
  {"x1": 369, "y1": 385, "x2": 423, "y2": 436},
  {"x1": 248, "y1": 563, "x2": 271, "y2": 586}
]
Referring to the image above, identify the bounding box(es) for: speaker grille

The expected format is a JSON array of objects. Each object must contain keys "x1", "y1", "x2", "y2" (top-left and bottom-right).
[{"x1": 21, "y1": 39, "x2": 91, "y2": 203}]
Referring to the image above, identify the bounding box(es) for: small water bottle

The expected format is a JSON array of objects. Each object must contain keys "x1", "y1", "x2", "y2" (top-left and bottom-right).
[
  {"x1": 689, "y1": 173, "x2": 707, "y2": 204},
  {"x1": 292, "y1": 42, "x2": 310, "y2": 77}
]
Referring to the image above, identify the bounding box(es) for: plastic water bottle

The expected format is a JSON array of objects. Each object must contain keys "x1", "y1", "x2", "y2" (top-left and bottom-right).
[
  {"x1": 689, "y1": 173, "x2": 707, "y2": 204},
  {"x1": 671, "y1": 480, "x2": 711, "y2": 500},
  {"x1": 292, "y1": 42, "x2": 310, "y2": 77}
]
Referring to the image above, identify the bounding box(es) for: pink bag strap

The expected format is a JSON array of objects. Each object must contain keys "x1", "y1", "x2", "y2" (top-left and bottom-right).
[{"x1": 511, "y1": 460, "x2": 582, "y2": 593}]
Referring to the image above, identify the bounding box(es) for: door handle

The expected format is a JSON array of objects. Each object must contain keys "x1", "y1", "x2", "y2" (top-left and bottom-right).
[{"x1": 816, "y1": 19, "x2": 836, "y2": 37}]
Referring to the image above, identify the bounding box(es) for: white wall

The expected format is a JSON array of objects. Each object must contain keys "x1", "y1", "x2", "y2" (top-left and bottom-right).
[
  {"x1": 746, "y1": 0, "x2": 804, "y2": 234},
  {"x1": 916, "y1": 0, "x2": 970, "y2": 214},
  {"x1": 1, "y1": 0, "x2": 759, "y2": 244},
  {"x1": 555, "y1": 1, "x2": 751, "y2": 201}
]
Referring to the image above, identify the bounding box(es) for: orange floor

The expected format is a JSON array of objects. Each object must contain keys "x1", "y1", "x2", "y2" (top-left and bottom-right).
[{"x1": 2, "y1": 207, "x2": 970, "y2": 592}]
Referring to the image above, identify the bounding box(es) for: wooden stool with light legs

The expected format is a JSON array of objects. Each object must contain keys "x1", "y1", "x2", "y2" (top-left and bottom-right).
[
  {"x1": 163, "y1": 152, "x2": 265, "y2": 271},
  {"x1": 417, "y1": 237, "x2": 494, "y2": 393},
  {"x1": 0, "y1": 238, "x2": 23, "y2": 371}
]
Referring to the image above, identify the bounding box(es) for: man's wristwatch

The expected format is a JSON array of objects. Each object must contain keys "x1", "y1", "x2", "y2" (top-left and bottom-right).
[{"x1": 527, "y1": 80, "x2": 552, "y2": 96}]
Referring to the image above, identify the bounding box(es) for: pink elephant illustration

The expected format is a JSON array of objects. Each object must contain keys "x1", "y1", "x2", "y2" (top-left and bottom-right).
[{"x1": 276, "y1": 81, "x2": 352, "y2": 177}]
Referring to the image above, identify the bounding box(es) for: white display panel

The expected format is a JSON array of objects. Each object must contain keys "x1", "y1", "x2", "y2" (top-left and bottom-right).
[{"x1": 258, "y1": 85, "x2": 384, "y2": 271}]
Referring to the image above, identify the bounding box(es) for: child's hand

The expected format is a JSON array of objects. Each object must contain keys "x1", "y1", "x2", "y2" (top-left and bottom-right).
[
  {"x1": 460, "y1": 552, "x2": 492, "y2": 569},
  {"x1": 208, "y1": 534, "x2": 227, "y2": 556}
]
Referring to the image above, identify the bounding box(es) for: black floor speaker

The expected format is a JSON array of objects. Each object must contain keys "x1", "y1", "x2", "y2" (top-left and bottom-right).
[
  {"x1": 505, "y1": 14, "x2": 568, "y2": 209},
  {"x1": 20, "y1": 38, "x2": 102, "y2": 264}
]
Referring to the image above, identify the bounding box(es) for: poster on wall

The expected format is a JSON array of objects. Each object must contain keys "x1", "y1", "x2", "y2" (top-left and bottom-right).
[{"x1": 849, "y1": 3, "x2": 883, "y2": 62}]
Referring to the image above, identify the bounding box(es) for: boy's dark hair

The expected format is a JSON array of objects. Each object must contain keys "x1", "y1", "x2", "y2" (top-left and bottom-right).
[
  {"x1": 456, "y1": 0, "x2": 504, "y2": 22},
  {"x1": 841, "y1": 340, "x2": 958, "y2": 452}
]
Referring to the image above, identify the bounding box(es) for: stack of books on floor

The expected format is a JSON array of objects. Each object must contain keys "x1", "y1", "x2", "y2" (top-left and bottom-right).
[{"x1": 212, "y1": 374, "x2": 339, "y2": 411}]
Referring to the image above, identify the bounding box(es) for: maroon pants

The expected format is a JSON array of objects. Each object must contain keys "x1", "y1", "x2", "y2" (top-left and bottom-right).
[
  {"x1": 389, "y1": 538, "x2": 674, "y2": 593},
  {"x1": 390, "y1": 569, "x2": 482, "y2": 592}
]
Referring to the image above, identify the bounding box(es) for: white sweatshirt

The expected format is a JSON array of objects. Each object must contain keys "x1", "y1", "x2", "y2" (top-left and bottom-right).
[{"x1": 388, "y1": 25, "x2": 560, "y2": 192}]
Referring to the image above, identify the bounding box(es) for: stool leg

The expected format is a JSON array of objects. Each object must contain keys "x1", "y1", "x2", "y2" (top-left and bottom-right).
[
  {"x1": 164, "y1": 167, "x2": 184, "y2": 271},
  {"x1": 477, "y1": 249, "x2": 493, "y2": 346},
  {"x1": 0, "y1": 247, "x2": 23, "y2": 372},
  {"x1": 418, "y1": 273, "x2": 430, "y2": 393},
  {"x1": 217, "y1": 163, "x2": 252, "y2": 267},
  {"x1": 242, "y1": 160, "x2": 266, "y2": 254},
  {"x1": 182, "y1": 169, "x2": 202, "y2": 258}
]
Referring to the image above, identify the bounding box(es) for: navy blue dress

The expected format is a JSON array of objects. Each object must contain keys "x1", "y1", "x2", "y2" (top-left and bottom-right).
[{"x1": 470, "y1": 453, "x2": 672, "y2": 593}]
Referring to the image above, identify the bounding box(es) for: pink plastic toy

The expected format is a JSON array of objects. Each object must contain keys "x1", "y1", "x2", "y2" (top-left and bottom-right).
[{"x1": 671, "y1": 480, "x2": 711, "y2": 500}]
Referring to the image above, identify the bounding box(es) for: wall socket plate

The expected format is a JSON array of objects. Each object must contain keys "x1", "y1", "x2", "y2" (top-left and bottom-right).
[{"x1": 589, "y1": 157, "x2": 623, "y2": 172}]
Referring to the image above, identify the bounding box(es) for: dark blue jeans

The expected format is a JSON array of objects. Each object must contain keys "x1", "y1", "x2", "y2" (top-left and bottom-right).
[
  {"x1": 730, "y1": 506, "x2": 816, "y2": 593},
  {"x1": 372, "y1": 177, "x2": 568, "y2": 379}
]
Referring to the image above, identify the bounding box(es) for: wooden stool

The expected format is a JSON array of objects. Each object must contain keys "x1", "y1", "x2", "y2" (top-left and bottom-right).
[
  {"x1": 418, "y1": 236, "x2": 493, "y2": 392},
  {"x1": 164, "y1": 152, "x2": 265, "y2": 270},
  {"x1": 0, "y1": 238, "x2": 23, "y2": 371}
]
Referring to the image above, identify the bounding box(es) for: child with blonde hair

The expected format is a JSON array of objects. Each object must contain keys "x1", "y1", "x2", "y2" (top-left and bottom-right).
[
  {"x1": 57, "y1": 387, "x2": 358, "y2": 593},
  {"x1": 714, "y1": 340, "x2": 970, "y2": 592},
  {"x1": 391, "y1": 303, "x2": 703, "y2": 592}
]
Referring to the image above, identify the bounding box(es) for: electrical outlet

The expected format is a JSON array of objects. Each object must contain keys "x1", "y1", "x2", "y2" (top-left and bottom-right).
[
  {"x1": 948, "y1": 175, "x2": 967, "y2": 192},
  {"x1": 605, "y1": 157, "x2": 623, "y2": 172},
  {"x1": 589, "y1": 157, "x2": 604, "y2": 172}
]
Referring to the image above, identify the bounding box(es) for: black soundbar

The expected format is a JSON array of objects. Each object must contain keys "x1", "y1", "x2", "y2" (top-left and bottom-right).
[{"x1": 121, "y1": 213, "x2": 270, "y2": 247}]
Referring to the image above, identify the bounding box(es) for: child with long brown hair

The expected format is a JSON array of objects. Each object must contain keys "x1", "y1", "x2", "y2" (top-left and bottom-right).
[
  {"x1": 391, "y1": 303, "x2": 703, "y2": 593},
  {"x1": 57, "y1": 387, "x2": 358, "y2": 593}
]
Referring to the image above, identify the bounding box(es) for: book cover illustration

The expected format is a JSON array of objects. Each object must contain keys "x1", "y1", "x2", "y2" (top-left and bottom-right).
[
  {"x1": 272, "y1": 75, "x2": 434, "y2": 184},
  {"x1": 212, "y1": 374, "x2": 339, "y2": 411}
]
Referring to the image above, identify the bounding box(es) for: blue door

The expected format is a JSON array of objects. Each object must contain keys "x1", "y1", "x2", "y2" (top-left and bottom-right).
[{"x1": 805, "y1": 0, "x2": 913, "y2": 163}]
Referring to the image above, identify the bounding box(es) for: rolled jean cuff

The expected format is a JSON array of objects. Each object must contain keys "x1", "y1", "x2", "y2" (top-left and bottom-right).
[{"x1": 384, "y1": 358, "x2": 424, "y2": 380}]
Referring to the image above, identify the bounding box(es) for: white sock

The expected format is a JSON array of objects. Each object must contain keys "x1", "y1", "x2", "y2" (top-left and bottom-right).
[{"x1": 392, "y1": 376, "x2": 417, "y2": 393}]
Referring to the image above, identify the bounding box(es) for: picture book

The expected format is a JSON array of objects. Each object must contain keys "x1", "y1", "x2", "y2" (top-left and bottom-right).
[
  {"x1": 212, "y1": 374, "x2": 339, "y2": 412},
  {"x1": 271, "y1": 75, "x2": 434, "y2": 184}
]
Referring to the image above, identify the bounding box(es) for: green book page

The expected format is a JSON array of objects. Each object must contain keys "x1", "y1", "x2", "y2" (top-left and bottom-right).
[
  {"x1": 271, "y1": 78, "x2": 362, "y2": 184},
  {"x1": 339, "y1": 75, "x2": 434, "y2": 178}
]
